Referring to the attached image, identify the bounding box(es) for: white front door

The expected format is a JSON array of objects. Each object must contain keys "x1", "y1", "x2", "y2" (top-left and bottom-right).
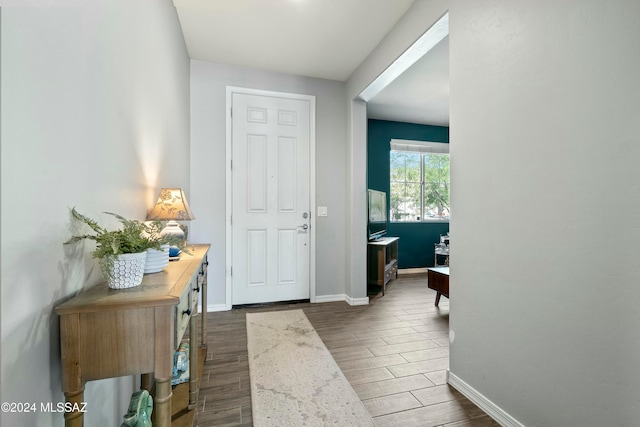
[{"x1": 231, "y1": 90, "x2": 312, "y2": 305}]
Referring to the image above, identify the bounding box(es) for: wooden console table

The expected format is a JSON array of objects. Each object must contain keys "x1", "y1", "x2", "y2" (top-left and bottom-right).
[
  {"x1": 367, "y1": 237, "x2": 399, "y2": 295},
  {"x1": 55, "y1": 244, "x2": 210, "y2": 427}
]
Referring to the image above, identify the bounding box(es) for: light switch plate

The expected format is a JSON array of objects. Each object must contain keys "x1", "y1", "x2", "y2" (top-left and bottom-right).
[{"x1": 317, "y1": 206, "x2": 328, "y2": 217}]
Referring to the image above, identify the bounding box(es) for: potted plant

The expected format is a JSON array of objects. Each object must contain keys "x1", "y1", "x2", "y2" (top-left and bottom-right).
[{"x1": 66, "y1": 208, "x2": 176, "y2": 289}]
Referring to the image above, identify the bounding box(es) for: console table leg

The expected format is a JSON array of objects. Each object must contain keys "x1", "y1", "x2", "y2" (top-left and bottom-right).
[
  {"x1": 188, "y1": 310, "x2": 199, "y2": 409},
  {"x1": 435, "y1": 292, "x2": 441, "y2": 307},
  {"x1": 63, "y1": 387, "x2": 85, "y2": 427},
  {"x1": 200, "y1": 261, "x2": 208, "y2": 354},
  {"x1": 154, "y1": 377, "x2": 172, "y2": 427},
  {"x1": 140, "y1": 373, "x2": 152, "y2": 391}
]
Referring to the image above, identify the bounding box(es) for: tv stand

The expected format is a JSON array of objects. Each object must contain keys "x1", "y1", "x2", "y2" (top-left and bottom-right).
[{"x1": 367, "y1": 237, "x2": 399, "y2": 296}]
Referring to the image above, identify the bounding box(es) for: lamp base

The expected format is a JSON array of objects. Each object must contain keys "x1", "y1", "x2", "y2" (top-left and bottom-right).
[{"x1": 160, "y1": 220, "x2": 185, "y2": 240}]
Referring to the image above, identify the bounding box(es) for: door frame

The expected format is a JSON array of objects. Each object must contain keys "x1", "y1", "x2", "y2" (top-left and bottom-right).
[{"x1": 225, "y1": 86, "x2": 316, "y2": 310}]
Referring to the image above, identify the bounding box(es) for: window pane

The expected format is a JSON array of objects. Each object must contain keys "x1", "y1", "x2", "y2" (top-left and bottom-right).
[
  {"x1": 423, "y1": 153, "x2": 450, "y2": 219},
  {"x1": 390, "y1": 151, "x2": 420, "y2": 182},
  {"x1": 390, "y1": 182, "x2": 421, "y2": 221},
  {"x1": 390, "y1": 151, "x2": 421, "y2": 221}
]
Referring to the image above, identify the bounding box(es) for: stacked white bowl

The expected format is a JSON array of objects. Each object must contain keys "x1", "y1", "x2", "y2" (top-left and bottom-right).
[{"x1": 145, "y1": 244, "x2": 170, "y2": 274}]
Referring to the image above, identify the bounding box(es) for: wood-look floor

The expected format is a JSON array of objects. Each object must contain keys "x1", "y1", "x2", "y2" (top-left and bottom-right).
[{"x1": 196, "y1": 274, "x2": 498, "y2": 427}]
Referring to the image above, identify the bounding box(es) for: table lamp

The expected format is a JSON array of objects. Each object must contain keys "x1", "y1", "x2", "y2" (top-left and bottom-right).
[{"x1": 146, "y1": 188, "x2": 195, "y2": 240}]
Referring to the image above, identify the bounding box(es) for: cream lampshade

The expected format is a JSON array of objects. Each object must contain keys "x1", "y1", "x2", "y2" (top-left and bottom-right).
[{"x1": 146, "y1": 188, "x2": 195, "y2": 240}]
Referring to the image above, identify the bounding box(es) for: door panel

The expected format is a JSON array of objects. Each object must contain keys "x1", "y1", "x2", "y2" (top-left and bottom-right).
[
  {"x1": 247, "y1": 135, "x2": 267, "y2": 212},
  {"x1": 278, "y1": 229, "x2": 296, "y2": 284},
  {"x1": 278, "y1": 137, "x2": 296, "y2": 211},
  {"x1": 247, "y1": 229, "x2": 267, "y2": 286}
]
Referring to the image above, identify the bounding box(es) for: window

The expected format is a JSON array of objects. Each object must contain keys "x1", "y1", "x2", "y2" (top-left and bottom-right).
[{"x1": 389, "y1": 139, "x2": 449, "y2": 222}]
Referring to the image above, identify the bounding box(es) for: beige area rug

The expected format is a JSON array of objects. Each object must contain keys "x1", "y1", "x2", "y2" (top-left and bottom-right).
[{"x1": 246, "y1": 309, "x2": 375, "y2": 426}]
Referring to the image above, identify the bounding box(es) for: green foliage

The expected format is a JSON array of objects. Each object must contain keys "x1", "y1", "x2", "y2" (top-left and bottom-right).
[
  {"x1": 423, "y1": 153, "x2": 450, "y2": 217},
  {"x1": 65, "y1": 207, "x2": 184, "y2": 259}
]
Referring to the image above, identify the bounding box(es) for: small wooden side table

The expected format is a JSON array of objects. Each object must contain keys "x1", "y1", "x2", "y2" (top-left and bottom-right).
[{"x1": 427, "y1": 266, "x2": 449, "y2": 306}]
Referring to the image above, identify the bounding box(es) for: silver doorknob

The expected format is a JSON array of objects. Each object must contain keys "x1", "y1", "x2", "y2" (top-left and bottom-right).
[{"x1": 299, "y1": 224, "x2": 309, "y2": 230}]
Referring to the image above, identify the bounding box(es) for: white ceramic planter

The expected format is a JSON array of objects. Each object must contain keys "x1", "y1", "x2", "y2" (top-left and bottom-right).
[
  {"x1": 100, "y1": 251, "x2": 147, "y2": 289},
  {"x1": 145, "y1": 245, "x2": 170, "y2": 274}
]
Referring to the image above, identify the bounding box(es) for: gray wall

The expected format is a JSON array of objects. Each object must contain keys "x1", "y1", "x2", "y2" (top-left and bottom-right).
[
  {"x1": 449, "y1": 1, "x2": 640, "y2": 425},
  {"x1": 0, "y1": 1, "x2": 191, "y2": 426},
  {"x1": 189, "y1": 60, "x2": 348, "y2": 307}
]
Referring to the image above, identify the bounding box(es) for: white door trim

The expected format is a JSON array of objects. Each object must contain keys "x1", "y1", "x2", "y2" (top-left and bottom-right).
[{"x1": 225, "y1": 86, "x2": 316, "y2": 310}]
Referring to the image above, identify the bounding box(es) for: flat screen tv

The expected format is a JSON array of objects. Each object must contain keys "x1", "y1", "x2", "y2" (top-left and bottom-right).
[{"x1": 368, "y1": 189, "x2": 387, "y2": 240}]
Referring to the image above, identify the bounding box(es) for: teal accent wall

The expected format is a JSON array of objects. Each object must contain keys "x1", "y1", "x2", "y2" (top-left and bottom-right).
[{"x1": 368, "y1": 119, "x2": 450, "y2": 268}]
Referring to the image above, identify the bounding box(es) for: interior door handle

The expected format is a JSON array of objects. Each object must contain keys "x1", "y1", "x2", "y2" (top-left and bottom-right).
[{"x1": 298, "y1": 224, "x2": 309, "y2": 230}]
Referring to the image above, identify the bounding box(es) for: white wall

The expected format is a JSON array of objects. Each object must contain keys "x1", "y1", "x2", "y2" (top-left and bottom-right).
[
  {"x1": 0, "y1": 1, "x2": 190, "y2": 426},
  {"x1": 189, "y1": 60, "x2": 347, "y2": 307},
  {"x1": 449, "y1": 1, "x2": 640, "y2": 426}
]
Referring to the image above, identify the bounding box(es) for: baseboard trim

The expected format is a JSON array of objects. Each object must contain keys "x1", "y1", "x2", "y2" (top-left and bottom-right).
[
  {"x1": 345, "y1": 295, "x2": 370, "y2": 306},
  {"x1": 314, "y1": 294, "x2": 370, "y2": 306},
  {"x1": 447, "y1": 371, "x2": 525, "y2": 427},
  {"x1": 398, "y1": 267, "x2": 428, "y2": 275},
  {"x1": 206, "y1": 296, "x2": 370, "y2": 311},
  {"x1": 206, "y1": 304, "x2": 228, "y2": 312},
  {"x1": 314, "y1": 294, "x2": 346, "y2": 303}
]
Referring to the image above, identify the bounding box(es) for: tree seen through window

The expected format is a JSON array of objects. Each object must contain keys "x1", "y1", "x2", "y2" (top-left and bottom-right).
[{"x1": 390, "y1": 150, "x2": 449, "y2": 221}]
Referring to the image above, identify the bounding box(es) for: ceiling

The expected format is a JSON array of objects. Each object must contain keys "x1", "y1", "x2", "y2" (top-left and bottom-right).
[
  {"x1": 173, "y1": 0, "x2": 449, "y2": 127},
  {"x1": 366, "y1": 36, "x2": 449, "y2": 127}
]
